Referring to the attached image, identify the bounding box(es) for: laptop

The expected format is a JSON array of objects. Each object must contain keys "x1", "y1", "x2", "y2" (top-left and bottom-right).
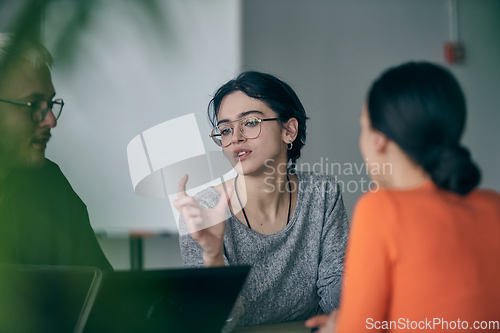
[
  {"x1": 84, "y1": 266, "x2": 251, "y2": 333},
  {"x1": 0, "y1": 265, "x2": 249, "y2": 333},
  {"x1": 0, "y1": 265, "x2": 102, "y2": 333}
]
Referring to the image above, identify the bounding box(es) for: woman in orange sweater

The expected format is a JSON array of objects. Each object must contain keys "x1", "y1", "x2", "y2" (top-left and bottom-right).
[{"x1": 307, "y1": 62, "x2": 500, "y2": 332}]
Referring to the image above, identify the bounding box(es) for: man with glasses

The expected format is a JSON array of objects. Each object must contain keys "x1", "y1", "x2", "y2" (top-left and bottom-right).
[{"x1": 0, "y1": 34, "x2": 111, "y2": 270}]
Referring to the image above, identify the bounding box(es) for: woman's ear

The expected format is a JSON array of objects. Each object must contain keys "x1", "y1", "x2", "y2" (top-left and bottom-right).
[
  {"x1": 372, "y1": 130, "x2": 389, "y2": 153},
  {"x1": 282, "y1": 118, "x2": 299, "y2": 144}
]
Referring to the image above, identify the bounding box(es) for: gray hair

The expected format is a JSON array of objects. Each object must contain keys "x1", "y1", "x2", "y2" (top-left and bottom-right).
[{"x1": 0, "y1": 33, "x2": 53, "y2": 70}]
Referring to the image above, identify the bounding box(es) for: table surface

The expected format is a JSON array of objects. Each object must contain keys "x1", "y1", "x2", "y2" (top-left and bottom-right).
[{"x1": 233, "y1": 320, "x2": 311, "y2": 333}]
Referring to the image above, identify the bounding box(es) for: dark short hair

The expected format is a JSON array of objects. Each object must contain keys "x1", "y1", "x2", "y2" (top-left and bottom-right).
[
  {"x1": 208, "y1": 71, "x2": 308, "y2": 166},
  {"x1": 367, "y1": 61, "x2": 480, "y2": 195}
]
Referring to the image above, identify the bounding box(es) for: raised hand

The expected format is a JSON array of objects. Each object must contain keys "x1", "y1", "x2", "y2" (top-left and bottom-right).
[{"x1": 173, "y1": 174, "x2": 233, "y2": 267}]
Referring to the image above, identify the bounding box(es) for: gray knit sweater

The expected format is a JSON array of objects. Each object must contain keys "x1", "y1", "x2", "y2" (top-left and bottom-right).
[{"x1": 179, "y1": 172, "x2": 349, "y2": 326}]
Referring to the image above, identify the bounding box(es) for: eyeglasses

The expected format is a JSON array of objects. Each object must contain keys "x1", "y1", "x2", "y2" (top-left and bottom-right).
[
  {"x1": 0, "y1": 98, "x2": 64, "y2": 123},
  {"x1": 209, "y1": 116, "x2": 279, "y2": 147}
]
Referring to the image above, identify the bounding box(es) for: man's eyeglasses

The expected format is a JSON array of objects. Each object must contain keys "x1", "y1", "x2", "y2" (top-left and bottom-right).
[
  {"x1": 209, "y1": 116, "x2": 279, "y2": 147},
  {"x1": 0, "y1": 98, "x2": 64, "y2": 123}
]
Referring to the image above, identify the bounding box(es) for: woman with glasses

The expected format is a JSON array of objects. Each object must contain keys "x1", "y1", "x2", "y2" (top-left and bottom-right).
[
  {"x1": 174, "y1": 71, "x2": 348, "y2": 327},
  {"x1": 306, "y1": 62, "x2": 500, "y2": 332}
]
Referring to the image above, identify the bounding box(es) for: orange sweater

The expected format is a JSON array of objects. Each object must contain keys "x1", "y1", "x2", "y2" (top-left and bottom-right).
[{"x1": 336, "y1": 181, "x2": 500, "y2": 332}]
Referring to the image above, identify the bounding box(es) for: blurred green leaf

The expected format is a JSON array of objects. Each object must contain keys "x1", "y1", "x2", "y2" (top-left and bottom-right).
[{"x1": 4, "y1": 0, "x2": 172, "y2": 67}]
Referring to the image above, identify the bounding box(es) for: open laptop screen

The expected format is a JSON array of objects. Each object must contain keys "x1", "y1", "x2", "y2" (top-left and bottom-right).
[{"x1": 84, "y1": 266, "x2": 250, "y2": 333}]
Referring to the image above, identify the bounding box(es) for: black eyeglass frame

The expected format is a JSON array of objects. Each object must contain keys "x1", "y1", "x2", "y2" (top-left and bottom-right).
[
  {"x1": 0, "y1": 98, "x2": 64, "y2": 123},
  {"x1": 209, "y1": 116, "x2": 279, "y2": 147}
]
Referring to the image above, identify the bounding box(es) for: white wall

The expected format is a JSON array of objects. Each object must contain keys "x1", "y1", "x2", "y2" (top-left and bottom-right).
[
  {"x1": 452, "y1": 0, "x2": 500, "y2": 194},
  {"x1": 40, "y1": 0, "x2": 243, "y2": 269},
  {"x1": 44, "y1": 0, "x2": 242, "y2": 234},
  {"x1": 242, "y1": 0, "x2": 500, "y2": 216}
]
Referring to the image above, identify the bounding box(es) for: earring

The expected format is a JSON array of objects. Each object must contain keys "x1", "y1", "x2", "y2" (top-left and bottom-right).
[{"x1": 286, "y1": 141, "x2": 293, "y2": 150}]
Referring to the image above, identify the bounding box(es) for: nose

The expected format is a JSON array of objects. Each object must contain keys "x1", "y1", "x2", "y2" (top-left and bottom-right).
[
  {"x1": 231, "y1": 124, "x2": 246, "y2": 144},
  {"x1": 39, "y1": 109, "x2": 57, "y2": 129}
]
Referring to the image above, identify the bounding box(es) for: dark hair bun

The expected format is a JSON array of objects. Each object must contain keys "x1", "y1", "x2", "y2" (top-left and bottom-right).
[{"x1": 423, "y1": 145, "x2": 481, "y2": 195}]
